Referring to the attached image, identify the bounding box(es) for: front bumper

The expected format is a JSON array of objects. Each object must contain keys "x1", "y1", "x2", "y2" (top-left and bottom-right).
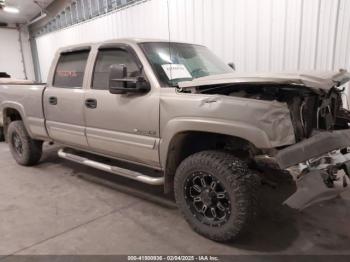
[
  {"x1": 283, "y1": 167, "x2": 350, "y2": 210},
  {"x1": 255, "y1": 129, "x2": 350, "y2": 210},
  {"x1": 275, "y1": 129, "x2": 350, "y2": 169}
]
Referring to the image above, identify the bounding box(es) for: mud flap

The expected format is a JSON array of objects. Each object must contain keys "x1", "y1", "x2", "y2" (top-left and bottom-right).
[{"x1": 284, "y1": 169, "x2": 350, "y2": 210}]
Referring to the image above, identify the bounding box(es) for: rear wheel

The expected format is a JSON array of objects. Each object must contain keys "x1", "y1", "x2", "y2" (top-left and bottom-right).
[
  {"x1": 174, "y1": 150, "x2": 259, "y2": 242},
  {"x1": 8, "y1": 121, "x2": 43, "y2": 166}
]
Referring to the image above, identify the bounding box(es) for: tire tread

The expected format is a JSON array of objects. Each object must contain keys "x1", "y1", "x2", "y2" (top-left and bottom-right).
[
  {"x1": 8, "y1": 121, "x2": 42, "y2": 166},
  {"x1": 174, "y1": 150, "x2": 259, "y2": 242}
]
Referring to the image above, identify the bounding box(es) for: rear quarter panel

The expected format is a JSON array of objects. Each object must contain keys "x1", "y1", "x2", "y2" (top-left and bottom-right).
[{"x1": 0, "y1": 84, "x2": 48, "y2": 140}]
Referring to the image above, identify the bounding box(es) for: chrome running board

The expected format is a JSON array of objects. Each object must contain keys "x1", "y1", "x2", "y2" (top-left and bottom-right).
[{"x1": 58, "y1": 148, "x2": 164, "y2": 185}]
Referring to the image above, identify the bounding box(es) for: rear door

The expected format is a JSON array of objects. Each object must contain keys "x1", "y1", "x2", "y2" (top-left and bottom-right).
[{"x1": 44, "y1": 49, "x2": 90, "y2": 147}]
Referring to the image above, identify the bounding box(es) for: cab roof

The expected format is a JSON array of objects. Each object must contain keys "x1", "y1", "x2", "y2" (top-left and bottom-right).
[{"x1": 56, "y1": 38, "x2": 196, "y2": 53}]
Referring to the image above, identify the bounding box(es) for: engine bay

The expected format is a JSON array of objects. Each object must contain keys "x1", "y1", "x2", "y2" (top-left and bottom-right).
[{"x1": 191, "y1": 83, "x2": 350, "y2": 142}]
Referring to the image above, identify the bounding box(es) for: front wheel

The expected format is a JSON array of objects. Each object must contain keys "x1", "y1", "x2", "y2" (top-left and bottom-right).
[
  {"x1": 8, "y1": 121, "x2": 43, "y2": 166},
  {"x1": 174, "y1": 150, "x2": 259, "y2": 242}
]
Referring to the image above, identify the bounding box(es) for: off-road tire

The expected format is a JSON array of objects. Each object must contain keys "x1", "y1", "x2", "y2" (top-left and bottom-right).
[
  {"x1": 174, "y1": 150, "x2": 259, "y2": 242},
  {"x1": 8, "y1": 121, "x2": 43, "y2": 166}
]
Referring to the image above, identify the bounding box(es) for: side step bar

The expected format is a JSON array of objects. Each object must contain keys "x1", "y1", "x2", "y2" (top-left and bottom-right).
[{"x1": 58, "y1": 149, "x2": 164, "y2": 185}]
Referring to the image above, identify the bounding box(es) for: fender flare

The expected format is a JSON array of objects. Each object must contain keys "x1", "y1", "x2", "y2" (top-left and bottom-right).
[
  {"x1": 159, "y1": 117, "x2": 272, "y2": 168},
  {"x1": 1, "y1": 101, "x2": 33, "y2": 137}
]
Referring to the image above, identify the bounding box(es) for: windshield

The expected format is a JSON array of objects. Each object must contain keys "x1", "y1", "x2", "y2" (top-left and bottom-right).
[{"x1": 140, "y1": 42, "x2": 233, "y2": 87}]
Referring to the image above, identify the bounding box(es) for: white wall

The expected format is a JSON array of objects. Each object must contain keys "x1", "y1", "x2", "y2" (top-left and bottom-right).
[
  {"x1": 0, "y1": 27, "x2": 35, "y2": 80},
  {"x1": 20, "y1": 27, "x2": 36, "y2": 81},
  {"x1": 35, "y1": 0, "x2": 350, "y2": 82}
]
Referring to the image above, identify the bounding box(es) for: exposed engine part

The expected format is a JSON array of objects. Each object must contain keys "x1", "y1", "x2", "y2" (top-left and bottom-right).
[
  {"x1": 201, "y1": 82, "x2": 349, "y2": 142},
  {"x1": 299, "y1": 100, "x2": 306, "y2": 131},
  {"x1": 296, "y1": 149, "x2": 350, "y2": 174},
  {"x1": 335, "y1": 107, "x2": 350, "y2": 129},
  {"x1": 284, "y1": 150, "x2": 350, "y2": 210},
  {"x1": 316, "y1": 89, "x2": 341, "y2": 130}
]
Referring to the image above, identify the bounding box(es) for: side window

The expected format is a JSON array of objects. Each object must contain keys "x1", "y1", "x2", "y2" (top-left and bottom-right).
[
  {"x1": 53, "y1": 50, "x2": 89, "y2": 88},
  {"x1": 92, "y1": 49, "x2": 140, "y2": 90}
]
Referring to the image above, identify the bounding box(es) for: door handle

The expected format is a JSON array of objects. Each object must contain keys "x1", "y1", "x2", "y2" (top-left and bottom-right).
[
  {"x1": 85, "y1": 98, "x2": 97, "y2": 109},
  {"x1": 49, "y1": 96, "x2": 57, "y2": 105}
]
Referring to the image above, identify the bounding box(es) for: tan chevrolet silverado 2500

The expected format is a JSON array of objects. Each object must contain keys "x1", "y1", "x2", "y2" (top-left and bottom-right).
[{"x1": 1, "y1": 38, "x2": 350, "y2": 242}]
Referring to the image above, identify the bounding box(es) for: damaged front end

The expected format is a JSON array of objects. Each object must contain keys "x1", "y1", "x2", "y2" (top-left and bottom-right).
[
  {"x1": 180, "y1": 69, "x2": 350, "y2": 210},
  {"x1": 255, "y1": 82, "x2": 350, "y2": 210},
  {"x1": 269, "y1": 129, "x2": 350, "y2": 210},
  {"x1": 253, "y1": 79, "x2": 350, "y2": 210},
  {"x1": 280, "y1": 149, "x2": 350, "y2": 210}
]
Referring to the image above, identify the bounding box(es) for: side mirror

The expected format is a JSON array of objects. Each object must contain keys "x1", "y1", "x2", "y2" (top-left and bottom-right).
[
  {"x1": 228, "y1": 62, "x2": 236, "y2": 71},
  {"x1": 108, "y1": 64, "x2": 150, "y2": 94}
]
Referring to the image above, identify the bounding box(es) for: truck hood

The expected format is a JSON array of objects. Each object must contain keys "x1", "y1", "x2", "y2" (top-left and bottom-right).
[{"x1": 179, "y1": 70, "x2": 350, "y2": 93}]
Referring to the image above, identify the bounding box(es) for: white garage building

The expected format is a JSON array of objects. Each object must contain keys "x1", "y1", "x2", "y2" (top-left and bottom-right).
[
  {"x1": 32, "y1": 0, "x2": 350, "y2": 84},
  {"x1": 2, "y1": 0, "x2": 350, "y2": 255}
]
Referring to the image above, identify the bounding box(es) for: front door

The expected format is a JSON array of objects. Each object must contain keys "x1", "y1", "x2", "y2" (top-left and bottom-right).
[
  {"x1": 44, "y1": 50, "x2": 89, "y2": 148},
  {"x1": 84, "y1": 47, "x2": 160, "y2": 167}
]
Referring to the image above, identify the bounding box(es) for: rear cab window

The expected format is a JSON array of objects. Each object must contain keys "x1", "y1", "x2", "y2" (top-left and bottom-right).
[{"x1": 53, "y1": 50, "x2": 90, "y2": 88}]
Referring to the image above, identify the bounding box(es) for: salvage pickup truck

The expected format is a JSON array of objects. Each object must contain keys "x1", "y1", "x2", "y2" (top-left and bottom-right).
[{"x1": 1, "y1": 38, "x2": 350, "y2": 242}]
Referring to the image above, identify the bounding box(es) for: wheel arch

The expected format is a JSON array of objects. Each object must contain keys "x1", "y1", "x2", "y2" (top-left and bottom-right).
[
  {"x1": 160, "y1": 118, "x2": 271, "y2": 194},
  {"x1": 162, "y1": 130, "x2": 258, "y2": 194},
  {"x1": 160, "y1": 118, "x2": 271, "y2": 165},
  {"x1": 1, "y1": 103, "x2": 30, "y2": 140}
]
